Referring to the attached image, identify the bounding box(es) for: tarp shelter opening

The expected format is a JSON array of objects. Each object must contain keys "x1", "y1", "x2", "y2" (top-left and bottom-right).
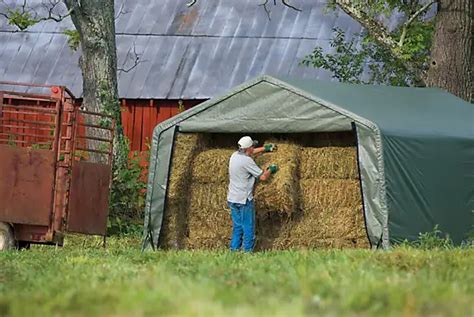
[
  {"x1": 159, "y1": 131, "x2": 369, "y2": 250},
  {"x1": 143, "y1": 75, "x2": 474, "y2": 249}
]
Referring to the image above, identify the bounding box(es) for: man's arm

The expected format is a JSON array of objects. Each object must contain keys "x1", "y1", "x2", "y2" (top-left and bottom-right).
[
  {"x1": 251, "y1": 143, "x2": 277, "y2": 157},
  {"x1": 252, "y1": 147, "x2": 266, "y2": 157},
  {"x1": 259, "y1": 169, "x2": 272, "y2": 182},
  {"x1": 245, "y1": 153, "x2": 278, "y2": 182}
]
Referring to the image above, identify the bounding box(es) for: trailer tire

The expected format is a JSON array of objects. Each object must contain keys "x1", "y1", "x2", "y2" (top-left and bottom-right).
[{"x1": 0, "y1": 222, "x2": 15, "y2": 251}]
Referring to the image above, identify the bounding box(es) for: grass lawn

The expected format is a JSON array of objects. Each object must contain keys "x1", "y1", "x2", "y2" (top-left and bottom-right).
[{"x1": 0, "y1": 235, "x2": 472, "y2": 317}]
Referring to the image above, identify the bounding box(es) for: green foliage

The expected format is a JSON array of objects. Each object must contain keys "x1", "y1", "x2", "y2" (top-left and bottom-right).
[
  {"x1": 30, "y1": 142, "x2": 51, "y2": 150},
  {"x1": 400, "y1": 225, "x2": 454, "y2": 250},
  {"x1": 395, "y1": 21, "x2": 434, "y2": 61},
  {"x1": 461, "y1": 212, "x2": 474, "y2": 247},
  {"x1": 107, "y1": 216, "x2": 143, "y2": 236},
  {"x1": 93, "y1": 82, "x2": 145, "y2": 233},
  {"x1": 4, "y1": 7, "x2": 81, "y2": 51},
  {"x1": 328, "y1": 0, "x2": 431, "y2": 24},
  {"x1": 362, "y1": 32, "x2": 420, "y2": 86},
  {"x1": 97, "y1": 81, "x2": 119, "y2": 129},
  {"x1": 177, "y1": 100, "x2": 185, "y2": 113},
  {"x1": 5, "y1": 9, "x2": 37, "y2": 31},
  {"x1": 0, "y1": 238, "x2": 473, "y2": 316},
  {"x1": 95, "y1": 81, "x2": 141, "y2": 224},
  {"x1": 304, "y1": 1, "x2": 434, "y2": 86},
  {"x1": 6, "y1": 134, "x2": 16, "y2": 146},
  {"x1": 415, "y1": 225, "x2": 453, "y2": 249},
  {"x1": 301, "y1": 28, "x2": 366, "y2": 84},
  {"x1": 109, "y1": 141, "x2": 148, "y2": 227},
  {"x1": 64, "y1": 29, "x2": 80, "y2": 51},
  {"x1": 302, "y1": 26, "x2": 432, "y2": 86}
]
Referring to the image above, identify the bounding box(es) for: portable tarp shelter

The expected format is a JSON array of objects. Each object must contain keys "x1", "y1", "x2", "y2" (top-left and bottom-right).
[{"x1": 143, "y1": 75, "x2": 474, "y2": 249}]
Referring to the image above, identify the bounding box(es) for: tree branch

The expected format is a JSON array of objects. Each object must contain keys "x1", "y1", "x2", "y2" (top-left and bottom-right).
[
  {"x1": 398, "y1": 0, "x2": 436, "y2": 47},
  {"x1": 0, "y1": 0, "x2": 74, "y2": 30},
  {"x1": 118, "y1": 45, "x2": 144, "y2": 73},
  {"x1": 114, "y1": 1, "x2": 129, "y2": 21},
  {"x1": 0, "y1": 11, "x2": 9, "y2": 21},
  {"x1": 281, "y1": 0, "x2": 302, "y2": 12},
  {"x1": 259, "y1": 0, "x2": 271, "y2": 20},
  {"x1": 186, "y1": 0, "x2": 301, "y2": 20},
  {"x1": 36, "y1": 0, "x2": 73, "y2": 23},
  {"x1": 258, "y1": 0, "x2": 301, "y2": 20},
  {"x1": 334, "y1": 0, "x2": 427, "y2": 84},
  {"x1": 63, "y1": 0, "x2": 82, "y2": 34}
]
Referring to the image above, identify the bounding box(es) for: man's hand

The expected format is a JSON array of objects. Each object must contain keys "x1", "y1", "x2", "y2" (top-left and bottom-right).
[
  {"x1": 264, "y1": 143, "x2": 277, "y2": 152},
  {"x1": 267, "y1": 164, "x2": 278, "y2": 174},
  {"x1": 259, "y1": 164, "x2": 278, "y2": 181}
]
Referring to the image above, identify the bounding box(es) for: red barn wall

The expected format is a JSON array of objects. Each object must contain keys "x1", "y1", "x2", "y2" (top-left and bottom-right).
[{"x1": 120, "y1": 99, "x2": 205, "y2": 152}]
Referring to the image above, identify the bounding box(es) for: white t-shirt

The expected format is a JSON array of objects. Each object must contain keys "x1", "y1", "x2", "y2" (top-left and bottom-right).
[{"x1": 227, "y1": 151, "x2": 263, "y2": 204}]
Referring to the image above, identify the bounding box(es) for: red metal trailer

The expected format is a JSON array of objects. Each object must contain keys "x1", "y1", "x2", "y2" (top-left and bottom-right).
[{"x1": 0, "y1": 82, "x2": 114, "y2": 250}]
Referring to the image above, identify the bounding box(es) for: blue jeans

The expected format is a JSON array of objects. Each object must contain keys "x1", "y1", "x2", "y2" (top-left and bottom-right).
[{"x1": 228, "y1": 199, "x2": 255, "y2": 252}]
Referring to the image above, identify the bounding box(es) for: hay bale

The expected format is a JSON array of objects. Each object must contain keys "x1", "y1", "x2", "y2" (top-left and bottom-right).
[
  {"x1": 186, "y1": 183, "x2": 232, "y2": 249},
  {"x1": 264, "y1": 176, "x2": 368, "y2": 249},
  {"x1": 168, "y1": 133, "x2": 206, "y2": 197},
  {"x1": 254, "y1": 141, "x2": 300, "y2": 214},
  {"x1": 269, "y1": 207, "x2": 369, "y2": 249},
  {"x1": 299, "y1": 179, "x2": 361, "y2": 210},
  {"x1": 191, "y1": 149, "x2": 234, "y2": 183},
  {"x1": 254, "y1": 213, "x2": 289, "y2": 251},
  {"x1": 188, "y1": 182, "x2": 229, "y2": 213},
  {"x1": 160, "y1": 133, "x2": 204, "y2": 249},
  {"x1": 291, "y1": 207, "x2": 365, "y2": 238},
  {"x1": 300, "y1": 147, "x2": 358, "y2": 179}
]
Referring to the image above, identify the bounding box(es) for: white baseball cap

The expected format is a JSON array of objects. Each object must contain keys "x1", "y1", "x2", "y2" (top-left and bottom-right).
[{"x1": 238, "y1": 136, "x2": 258, "y2": 149}]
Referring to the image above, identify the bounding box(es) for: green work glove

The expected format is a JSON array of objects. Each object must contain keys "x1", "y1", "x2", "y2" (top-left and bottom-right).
[
  {"x1": 267, "y1": 164, "x2": 278, "y2": 174},
  {"x1": 264, "y1": 143, "x2": 277, "y2": 152}
]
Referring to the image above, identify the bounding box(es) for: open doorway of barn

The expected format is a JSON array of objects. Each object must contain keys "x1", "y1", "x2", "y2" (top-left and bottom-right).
[{"x1": 160, "y1": 131, "x2": 370, "y2": 250}]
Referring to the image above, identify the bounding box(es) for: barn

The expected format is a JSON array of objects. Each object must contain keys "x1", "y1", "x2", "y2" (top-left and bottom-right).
[{"x1": 0, "y1": 0, "x2": 367, "y2": 152}]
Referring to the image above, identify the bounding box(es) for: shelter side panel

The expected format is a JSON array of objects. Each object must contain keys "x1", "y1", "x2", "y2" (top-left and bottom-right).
[{"x1": 383, "y1": 135, "x2": 473, "y2": 244}]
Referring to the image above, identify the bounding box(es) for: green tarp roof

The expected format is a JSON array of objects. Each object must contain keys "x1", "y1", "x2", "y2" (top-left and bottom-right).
[{"x1": 278, "y1": 77, "x2": 474, "y2": 138}]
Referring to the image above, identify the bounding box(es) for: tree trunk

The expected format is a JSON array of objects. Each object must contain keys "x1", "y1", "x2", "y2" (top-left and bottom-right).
[
  {"x1": 65, "y1": 0, "x2": 128, "y2": 165},
  {"x1": 64, "y1": 0, "x2": 129, "y2": 218},
  {"x1": 426, "y1": 0, "x2": 473, "y2": 101}
]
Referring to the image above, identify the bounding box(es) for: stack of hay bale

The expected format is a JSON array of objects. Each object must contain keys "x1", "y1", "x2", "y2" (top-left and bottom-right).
[
  {"x1": 185, "y1": 148, "x2": 234, "y2": 249},
  {"x1": 161, "y1": 132, "x2": 369, "y2": 250},
  {"x1": 184, "y1": 139, "x2": 301, "y2": 249},
  {"x1": 253, "y1": 140, "x2": 300, "y2": 249},
  {"x1": 290, "y1": 146, "x2": 369, "y2": 248},
  {"x1": 160, "y1": 133, "x2": 204, "y2": 248},
  {"x1": 254, "y1": 140, "x2": 300, "y2": 215}
]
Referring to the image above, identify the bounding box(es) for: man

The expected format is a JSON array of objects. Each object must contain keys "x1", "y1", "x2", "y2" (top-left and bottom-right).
[{"x1": 227, "y1": 136, "x2": 278, "y2": 252}]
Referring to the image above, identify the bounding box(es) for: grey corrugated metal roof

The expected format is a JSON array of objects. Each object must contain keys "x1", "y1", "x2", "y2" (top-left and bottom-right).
[{"x1": 0, "y1": 0, "x2": 365, "y2": 98}]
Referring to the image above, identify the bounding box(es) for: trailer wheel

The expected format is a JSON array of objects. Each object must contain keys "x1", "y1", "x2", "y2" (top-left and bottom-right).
[{"x1": 0, "y1": 222, "x2": 15, "y2": 251}]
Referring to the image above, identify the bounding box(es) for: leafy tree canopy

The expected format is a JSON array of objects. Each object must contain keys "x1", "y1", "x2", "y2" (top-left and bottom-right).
[{"x1": 303, "y1": 0, "x2": 436, "y2": 86}]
